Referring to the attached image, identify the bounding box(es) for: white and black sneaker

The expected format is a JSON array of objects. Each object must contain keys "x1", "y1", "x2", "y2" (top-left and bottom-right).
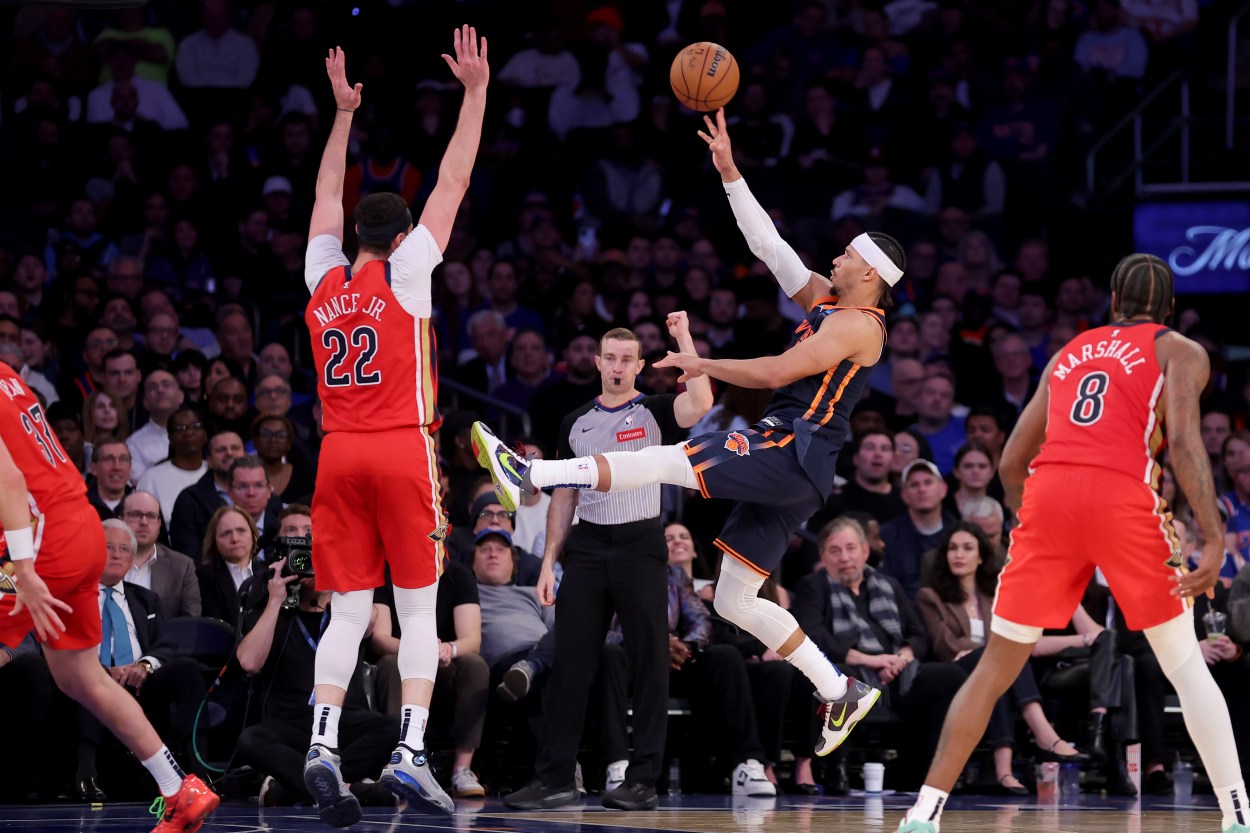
[
  {"x1": 303, "y1": 744, "x2": 361, "y2": 828},
  {"x1": 605, "y1": 760, "x2": 628, "y2": 793},
  {"x1": 815, "y1": 677, "x2": 882, "y2": 757},
  {"x1": 471, "y1": 421, "x2": 532, "y2": 512},
  {"x1": 732, "y1": 759, "x2": 777, "y2": 797},
  {"x1": 379, "y1": 744, "x2": 454, "y2": 815}
]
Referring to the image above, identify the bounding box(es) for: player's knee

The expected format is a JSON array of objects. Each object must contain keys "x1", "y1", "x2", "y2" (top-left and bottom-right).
[
  {"x1": 1144, "y1": 610, "x2": 1198, "y2": 677},
  {"x1": 713, "y1": 581, "x2": 750, "y2": 625}
]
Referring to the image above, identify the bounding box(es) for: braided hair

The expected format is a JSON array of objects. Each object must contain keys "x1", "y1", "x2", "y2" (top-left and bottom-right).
[
  {"x1": 867, "y1": 231, "x2": 905, "y2": 311},
  {"x1": 1110, "y1": 253, "x2": 1173, "y2": 324}
]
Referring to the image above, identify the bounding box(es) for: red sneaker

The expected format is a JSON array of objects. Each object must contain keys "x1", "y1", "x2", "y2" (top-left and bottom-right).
[{"x1": 149, "y1": 775, "x2": 220, "y2": 833}]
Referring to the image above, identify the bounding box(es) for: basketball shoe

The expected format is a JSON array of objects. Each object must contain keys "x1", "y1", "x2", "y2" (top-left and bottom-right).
[
  {"x1": 815, "y1": 677, "x2": 882, "y2": 756},
  {"x1": 472, "y1": 421, "x2": 532, "y2": 511},
  {"x1": 380, "y1": 744, "x2": 455, "y2": 814},
  {"x1": 304, "y1": 744, "x2": 361, "y2": 828},
  {"x1": 148, "y1": 774, "x2": 220, "y2": 833},
  {"x1": 897, "y1": 820, "x2": 938, "y2": 832}
]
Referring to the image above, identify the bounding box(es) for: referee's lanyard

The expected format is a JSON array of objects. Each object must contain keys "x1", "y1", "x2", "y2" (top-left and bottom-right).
[{"x1": 299, "y1": 611, "x2": 330, "y2": 706}]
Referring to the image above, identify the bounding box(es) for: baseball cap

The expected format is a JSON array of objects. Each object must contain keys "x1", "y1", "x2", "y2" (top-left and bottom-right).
[
  {"x1": 474, "y1": 527, "x2": 513, "y2": 547},
  {"x1": 901, "y1": 458, "x2": 942, "y2": 482},
  {"x1": 262, "y1": 176, "x2": 293, "y2": 196}
]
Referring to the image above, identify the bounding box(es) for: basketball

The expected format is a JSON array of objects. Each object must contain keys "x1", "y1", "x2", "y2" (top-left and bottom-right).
[{"x1": 669, "y1": 42, "x2": 739, "y2": 112}]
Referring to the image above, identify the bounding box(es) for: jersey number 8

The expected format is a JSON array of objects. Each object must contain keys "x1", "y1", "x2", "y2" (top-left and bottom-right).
[
  {"x1": 1070, "y1": 371, "x2": 1109, "y2": 426},
  {"x1": 323, "y1": 326, "x2": 382, "y2": 387}
]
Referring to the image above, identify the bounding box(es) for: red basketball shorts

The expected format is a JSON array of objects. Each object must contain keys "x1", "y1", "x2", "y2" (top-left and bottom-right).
[
  {"x1": 0, "y1": 501, "x2": 106, "y2": 651},
  {"x1": 312, "y1": 427, "x2": 445, "y2": 592},
  {"x1": 993, "y1": 464, "x2": 1189, "y2": 632}
]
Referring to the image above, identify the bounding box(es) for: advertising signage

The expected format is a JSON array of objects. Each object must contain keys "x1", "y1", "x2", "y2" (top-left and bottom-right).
[{"x1": 1133, "y1": 201, "x2": 1250, "y2": 294}]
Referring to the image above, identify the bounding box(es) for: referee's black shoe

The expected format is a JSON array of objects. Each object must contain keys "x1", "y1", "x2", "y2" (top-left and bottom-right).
[
  {"x1": 472, "y1": 421, "x2": 533, "y2": 511},
  {"x1": 602, "y1": 781, "x2": 658, "y2": 811},
  {"x1": 503, "y1": 779, "x2": 581, "y2": 810}
]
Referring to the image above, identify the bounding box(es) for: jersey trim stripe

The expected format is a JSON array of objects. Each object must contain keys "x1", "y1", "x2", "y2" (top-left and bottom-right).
[
  {"x1": 419, "y1": 319, "x2": 437, "y2": 424},
  {"x1": 421, "y1": 430, "x2": 446, "y2": 574},
  {"x1": 715, "y1": 538, "x2": 770, "y2": 577},
  {"x1": 818, "y1": 364, "x2": 861, "y2": 427},
  {"x1": 1140, "y1": 374, "x2": 1166, "y2": 485}
]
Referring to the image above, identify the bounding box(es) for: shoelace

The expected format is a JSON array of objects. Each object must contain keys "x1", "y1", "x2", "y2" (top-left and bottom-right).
[{"x1": 148, "y1": 795, "x2": 166, "y2": 819}]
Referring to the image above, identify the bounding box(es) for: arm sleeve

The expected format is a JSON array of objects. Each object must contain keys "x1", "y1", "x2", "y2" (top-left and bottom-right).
[
  {"x1": 722, "y1": 178, "x2": 812, "y2": 298},
  {"x1": 388, "y1": 224, "x2": 442, "y2": 319},
  {"x1": 304, "y1": 234, "x2": 350, "y2": 293}
]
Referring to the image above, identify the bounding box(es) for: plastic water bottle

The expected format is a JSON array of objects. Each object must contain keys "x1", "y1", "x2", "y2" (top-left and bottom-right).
[
  {"x1": 1173, "y1": 756, "x2": 1194, "y2": 803},
  {"x1": 668, "y1": 761, "x2": 681, "y2": 796},
  {"x1": 1059, "y1": 762, "x2": 1081, "y2": 800}
]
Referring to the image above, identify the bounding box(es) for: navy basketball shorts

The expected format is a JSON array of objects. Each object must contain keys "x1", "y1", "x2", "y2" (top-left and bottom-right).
[{"x1": 683, "y1": 427, "x2": 824, "y2": 577}]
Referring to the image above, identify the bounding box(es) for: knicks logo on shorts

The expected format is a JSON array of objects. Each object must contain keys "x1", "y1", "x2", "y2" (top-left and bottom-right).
[{"x1": 724, "y1": 432, "x2": 750, "y2": 457}]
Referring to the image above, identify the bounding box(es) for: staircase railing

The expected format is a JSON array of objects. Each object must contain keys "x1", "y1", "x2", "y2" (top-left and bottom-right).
[{"x1": 1084, "y1": 70, "x2": 1188, "y2": 200}]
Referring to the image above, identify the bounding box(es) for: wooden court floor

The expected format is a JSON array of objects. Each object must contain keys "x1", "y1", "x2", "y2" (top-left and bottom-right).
[{"x1": 0, "y1": 793, "x2": 1229, "y2": 832}]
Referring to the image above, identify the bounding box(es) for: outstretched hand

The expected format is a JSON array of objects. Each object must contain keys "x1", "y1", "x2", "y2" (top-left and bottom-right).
[
  {"x1": 325, "y1": 46, "x2": 362, "y2": 111},
  {"x1": 653, "y1": 350, "x2": 705, "y2": 383},
  {"x1": 697, "y1": 108, "x2": 737, "y2": 178},
  {"x1": 442, "y1": 24, "x2": 489, "y2": 93}
]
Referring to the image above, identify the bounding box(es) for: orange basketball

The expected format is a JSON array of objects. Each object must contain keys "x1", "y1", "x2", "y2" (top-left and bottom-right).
[{"x1": 669, "y1": 42, "x2": 739, "y2": 112}]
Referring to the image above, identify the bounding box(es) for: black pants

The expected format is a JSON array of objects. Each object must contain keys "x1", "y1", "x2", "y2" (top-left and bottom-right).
[
  {"x1": 535, "y1": 519, "x2": 669, "y2": 788},
  {"x1": 746, "y1": 658, "x2": 797, "y2": 764},
  {"x1": 236, "y1": 710, "x2": 399, "y2": 799},
  {"x1": 376, "y1": 653, "x2": 489, "y2": 750},
  {"x1": 600, "y1": 642, "x2": 767, "y2": 772},
  {"x1": 956, "y1": 646, "x2": 1044, "y2": 749},
  {"x1": 0, "y1": 653, "x2": 53, "y2": 800},
  {"x1": 76, "y1": 657, "x2": 207, "y2": 779}
]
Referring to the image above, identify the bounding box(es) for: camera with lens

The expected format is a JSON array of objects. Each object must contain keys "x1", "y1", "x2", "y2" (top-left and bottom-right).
[{"x1": 268, "y1": 535, "x2": 314, "y2": 608}]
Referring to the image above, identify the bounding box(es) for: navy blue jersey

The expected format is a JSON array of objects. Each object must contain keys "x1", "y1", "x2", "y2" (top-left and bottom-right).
[{"x1": 758, "y1": 299, "x2": 886, "y2": 493}]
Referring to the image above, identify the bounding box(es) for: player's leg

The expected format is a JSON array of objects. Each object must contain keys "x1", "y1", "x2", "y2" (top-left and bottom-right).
[
  {"x1": 375, "y1": 428, "x2": 454, "y2": 814},
  {"x1": 471, "y1": 421, "x2": 698, "y2": 510},
  {"x1": 46, "y1": 647, "x2": 219, "y2": 831}
]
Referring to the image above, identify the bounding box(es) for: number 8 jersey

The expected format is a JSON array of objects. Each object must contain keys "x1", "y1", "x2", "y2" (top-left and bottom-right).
[
  {"x1": 1031, "y1": 321, "x2": 1170, "y2": 488},
  {"x1": 304, "y1": 227, "x2": 443, "y2": 433}
]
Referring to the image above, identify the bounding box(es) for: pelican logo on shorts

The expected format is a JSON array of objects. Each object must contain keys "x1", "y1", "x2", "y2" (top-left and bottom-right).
[
  {"x1": 724, "y1": 432, "x2": 750, "y2": 457},
  {"x1": 0, "y1": 562, "x2": 15, "y2": 596},
  {"x1": 428, "y1": 522, "x2": 450, "y2": 543}
]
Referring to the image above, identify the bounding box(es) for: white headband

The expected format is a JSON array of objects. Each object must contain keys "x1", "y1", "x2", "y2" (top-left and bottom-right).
[{"x1": 851, "y1": 233, "x2": 903, "y2": 287}]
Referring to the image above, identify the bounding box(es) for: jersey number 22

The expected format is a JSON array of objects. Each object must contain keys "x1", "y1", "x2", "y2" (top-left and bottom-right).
[{"x1": 323, "y1": 326, "x2": 382, "y2": 387}]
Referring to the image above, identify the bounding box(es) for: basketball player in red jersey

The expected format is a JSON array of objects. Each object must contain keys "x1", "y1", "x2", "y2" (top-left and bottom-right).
[
  {"x1": 899, "y1": 254, "x2": 1250, "y2": 833},
  {"x1": 0, "y1": 363, "x2": 219, "y2": 832},
  {"x1": 300, "y1": 34, "x2": 487, "y2": 826}
]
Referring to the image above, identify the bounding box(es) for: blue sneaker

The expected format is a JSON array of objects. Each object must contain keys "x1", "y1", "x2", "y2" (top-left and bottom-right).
[
  {"x1": 303, "y1": 744, "x2": 361, "y2": 828},
  {"x1": 471, "y1": 421, "x2": 531, "y2": 511},
  {"x1": 815, "y1": 676, "x2": 882, "y2": 756},
  {"x1": 379, "y1": 744, "x2": 455, "y2": 815}
]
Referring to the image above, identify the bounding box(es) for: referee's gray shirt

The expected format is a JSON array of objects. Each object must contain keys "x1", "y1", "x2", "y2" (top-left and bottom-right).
[{"x1": 556, "y1": 393, "x2": 684, "y2": 525}]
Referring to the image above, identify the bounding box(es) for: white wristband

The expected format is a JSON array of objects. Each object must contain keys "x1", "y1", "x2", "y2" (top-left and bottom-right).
[
  {"x1": 4, "y1": 527, "x2": 34, "y2": 562},
  {"x1": 722, "y1": 178, "x2": 811, "y2": 298}
]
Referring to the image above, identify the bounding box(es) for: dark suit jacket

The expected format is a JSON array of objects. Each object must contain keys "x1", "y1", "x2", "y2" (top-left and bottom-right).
[
  {"x1": 790, "y1": 568, "x2": 929, "y2": 665},
  {"x1": 915, "y1": 586, "x2": 994, "y2": 663},
  {"x1": 456, "y1": 357, "x2": 509, "y2": 395},
  {"x1": 197, "y1": 557, "x2": 264, "y2": 625},
  {"x1": 86, "y1": 481, "x2": 132, "y2": 521},
  {"x1": 145, "y1": 543, "x2": 202, "y2": 619},
  {"x1": 116, "y1": 581, "x2": 178, "y2": 665},
  {"x1": 170, "y1": 472, "x2": 227, "y2": 556}
]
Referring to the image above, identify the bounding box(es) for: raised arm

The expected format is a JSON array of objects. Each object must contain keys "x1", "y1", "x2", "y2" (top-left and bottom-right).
[
  {"x1": 1162, "y1": 333, "x2": 1224, "y2": 598},
  {"x1": 308, "y1": 47, "x2": 362, "y2": 242},
  {"x1": 419, "y1": 25, "x2": 489, "y2": 251},
  {"x1": 700, "y1": 108, "x2": 829, "y2": 311},
  {"x1": 666, "y1": 311, "x2": 714, "y2": 428}
]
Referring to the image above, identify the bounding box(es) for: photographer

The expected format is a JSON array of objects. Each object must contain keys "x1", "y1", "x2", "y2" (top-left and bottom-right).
[{"x1": 234, "y1": 506, "x2": 398, "y2": 808}]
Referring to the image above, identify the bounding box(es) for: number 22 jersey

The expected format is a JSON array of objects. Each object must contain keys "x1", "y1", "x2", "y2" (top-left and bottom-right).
[
  {"x1": 1031, "y1": 321, "x2": 1170, "y2": 487},
  {"x1": 304, "y1": 227, "x2": 443, "y2": 433}
]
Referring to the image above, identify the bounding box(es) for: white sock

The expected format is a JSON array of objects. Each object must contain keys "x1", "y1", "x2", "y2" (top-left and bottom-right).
[
  {"x1": 529, "y1": 457, "x2": 598, "y2": 490},
  {"x1": 785, "y1": 637, "x2": 847, "y2": 700},
  {"x1": 401, "y1": 704, "x2": 429, "y2": 750},
  {"x1": 905, "y1": 785, "x2": 949, "y2": 827},
  {"x1": 311, "y1": 703, "x2": 341, "y2": 749},
  {"x1": 142, "y1": 747, "x2": 185, "y2": 798},
  {"x1": 1216, "y1": 782, "x2": 1250, "y2": 829}
]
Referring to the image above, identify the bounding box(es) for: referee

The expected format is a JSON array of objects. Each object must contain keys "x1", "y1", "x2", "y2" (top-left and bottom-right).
[{"x1": 502, "y1": 314, "x2": 713, "y2": 811}]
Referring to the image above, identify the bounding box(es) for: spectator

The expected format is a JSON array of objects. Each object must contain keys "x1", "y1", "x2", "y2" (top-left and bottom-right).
[
  {"x1": 1074, "y1": 0, "x2": 1150, "y2": 81},
  {"x1": 86, "y1": 41, "x2": 188, "y2": 130},
  {"x1": 491, "y1": 329, "x2": 555, "y2": 415},
  {"x1": 917, "y1": 522, "x2": 1087, "y2": 794},
  {"x1": 48, "y1": 401, "x2": 89, "y2": 475},
  {"x1": 471, "y1": 527, "x2": 556, "y2": 694},
  {"x1": 137, "y1": 405, "x2": 208, "y2": 526},
  {"x1": 923, "y1": 123, "x2": 1006, "y2": 224},
  {"x1": 459, "y1": 310, "x2": 510, "y2": 395},
  {"x1": 881, "y1": 459, "x2": 959, "y2": 600},
  {"x1": 817, "y1": 431, "x2": 906, "y2": 527},
  {"x1": 226, "y1": 454, "x2": 278, "y2": 546},
  {"x1": 251, "y1": 414, "x2": 314, "y2": 503},
  {"x1": 197, "y1": 504, "x2": 261, "y2": 624},
  {"x1": 83, "y1": 389, "x2": 125, "y2": 453},
  {"x1": 44, "y1": 197, "x2": 119, "y2": 279},
  {"x1": 791, "y1": 516, "x2": 967, "y2": 787},
  {"x1": 911, "y1": 374, "x2": 965, "y2": 474},
  {"x1": 171, "y1": 349, "x2": 208, "y2": 405},
  {"x1": 137, "y1": 312, "x2": 182, "y2": 376},
  {"x1": 1204, "y1": 408, "x2": 1233, "y2": 486},
  {"x1": 170, "y1": 429, "x2": 244, "y2": 561},
  {"x1": 175, "y1": 0, "x2": 260, "y2": 90},
  {"x1": 944, "y1": 441, "x2": 998, "y2": 518},
  {"x1": 206, "y1": 376, "x2": 252, "y2": 439},
  {"x1": 120, "y1": 490, "x2": 201, "y2": 618},
  {"x1": 127, "y1": 369, "x2": 184, "y2": 481},
  {"x1": 831, "y1": 146, "x2": 926, "y2": 225},
  {"x1": 527, "y1": 330, "x2": 601, "y2": 454},
  {"x1": 102, "y1": 349, "x2": 142, "y2": 432},
  {"x1": 94, "y1": 8, "x2": 176, "y2": 85},
  {"x1": 86, "y1": 439, "x2": 133, "y2": 519},
  {"x1": 496, "y1": 23, "x2": 580, "y2": 89}
]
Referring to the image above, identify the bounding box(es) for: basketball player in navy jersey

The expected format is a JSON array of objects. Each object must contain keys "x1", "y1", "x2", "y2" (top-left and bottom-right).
[{"x1": 474, "y1": 109, "x2": 902, "y2": 757}]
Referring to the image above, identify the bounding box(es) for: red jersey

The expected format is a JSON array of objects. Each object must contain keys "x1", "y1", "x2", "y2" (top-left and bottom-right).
[
  {"x1": 304, "y1": 227, "x2": 442, "y2": 433},
  {"x1": 0, "y1": 362, "x2": 86, "y2": 523},
  {"x1": 1032, "y1": 321, "x2": 1168, "y2": 487}
]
